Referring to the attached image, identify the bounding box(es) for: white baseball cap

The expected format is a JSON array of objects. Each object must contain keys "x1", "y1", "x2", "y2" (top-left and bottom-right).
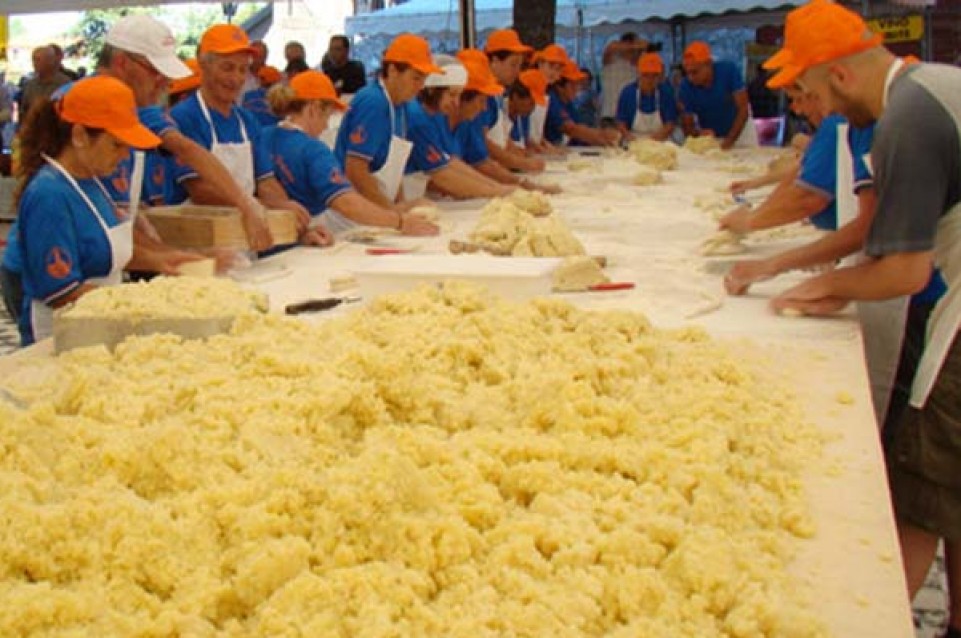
[
  {"x1": 106, "y1": 15, "x2": 192, "y2": 80},
  {"x1": 425, "y1": 54, "x2": 467, "y2": 88}
]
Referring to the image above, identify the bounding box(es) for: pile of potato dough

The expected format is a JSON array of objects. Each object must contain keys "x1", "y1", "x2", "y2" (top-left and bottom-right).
[
  {"x1": 468, "y1": 195, "x2": 586, "y2": 257},
  {"x1": 0, "y1": 283, "x2": 828, "y2": 637}
]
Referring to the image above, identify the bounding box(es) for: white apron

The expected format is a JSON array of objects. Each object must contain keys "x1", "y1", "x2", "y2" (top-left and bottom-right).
[
  {"x1": 529, "y1": 99, "x2": 547, "y2": 145},
  {"x1": 375, "y1": 80, "x2": 414, "y2": 202},
  {"x1": 29, "y1": 157, "x2": 133, "y2": 341},
  {"x1": 197, "y1": 92, "x2": 256, "y2": 197},
  {"x1": 487, "y1": 95, "x2": 510, "y2": 149},
  {"x1": 911, "y1": 201, "x2": 961, "y2": 407},
  {"x1": 853, "y1": 59, "x2": 911, "y2": 423},
  {"x1": 733, "y1": 106, "x2": 759, "y2": 149},
  {"x1": 632, "y1": 87, "x2": 663, "y2": 136}
]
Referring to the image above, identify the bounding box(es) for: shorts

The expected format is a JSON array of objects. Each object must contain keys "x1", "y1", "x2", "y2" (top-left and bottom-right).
[{"x1": 886, "y1": 331, "x2": 961, "y2": 540}]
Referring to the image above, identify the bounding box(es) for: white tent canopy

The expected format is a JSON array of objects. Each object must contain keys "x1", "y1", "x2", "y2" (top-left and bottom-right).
[
  {"x1": 1, "y1": 0, "x2": 254, "y2": 14},
  {"x1": 346, "y1": 0, "x2": 802, "y2": 36}
]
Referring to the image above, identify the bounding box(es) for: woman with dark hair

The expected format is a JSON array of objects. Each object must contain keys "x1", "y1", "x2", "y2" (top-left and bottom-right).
[
  {"x1": 10, "y1": 76, "x2": 162, "y2": 345},
  {"x1": 407, "y1": 54, "x2": 515, "y2": 199},
  {"x1": 262, "y1": 70, "x2": 436, "y2": 237}
]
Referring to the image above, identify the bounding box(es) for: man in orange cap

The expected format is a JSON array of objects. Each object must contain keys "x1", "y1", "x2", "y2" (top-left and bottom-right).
[
  {"x1": 614, "y1": 51, "x2": 678, "y2": 142},
  {"x1": 170, "y1": 24, "x2": 321, "y2": 245},
  {"x1": 508, "y1": 69, "x2": 548, "y2": 149},
  {"x1": 545, "y1": 60, "x2": 621, "y2": 147},
  {"x1": 98, "y1": 16, "x2": 277, "y2": 252},
  {"x1": 333, "y1": 33, "x2": 443, "y2": 209},
  {"x1": 678, "y1": 40, "x2": 755, "y2": 149},
  {"x1": 481, "y1": 30, "x2": 544, "y2": 173},
  {"x1": 764, "y1": 5, "x2": 961, "y2": 627},
  {"x1": 239, "y1": 39, "x2": 268, "y2": 100}
]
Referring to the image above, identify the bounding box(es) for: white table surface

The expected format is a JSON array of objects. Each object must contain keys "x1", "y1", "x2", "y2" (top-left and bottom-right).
[{"x1": 0, "y1": 145, "x2": 914, "y2": 637}]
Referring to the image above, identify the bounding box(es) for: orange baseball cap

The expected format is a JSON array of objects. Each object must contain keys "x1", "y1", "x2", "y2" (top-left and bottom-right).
[
  {"x1": 683, "y1": 41, "x2": 712, "y2": 65},
  {"x1": 484, "y1": 29, "x2": 533, "y2": 54},
  {"x1": 537, "y1": 44, "x2": 569, "y2": 65},
  {"x1": 456, "y1": 48, "x2": 489, "y2": 66},
  {"x1": 59, "y1": 76, "x2": 161, "y2": 149},
  {"x1": 199, "y1": 24, "x2": 255, "y2": 56},
  {"x1": 766, "y1": 2, "x2": 883, "y2": 89},
  {"x1": 561, "y1": 60, "x2": 587, "y2": 82},
  {"x1": 461, "y1": 57, "x2": 503, "y2": 96},
  {"x1": 290, "y1": 70, "x2": 347, "y2": 110},
  {"x1": 518, "y1": 69, "x2": 548, "y2": 106},
  {"x1": 763, "y1": 0, "x2": 832, "y2": 71},
  {"x1": 637, "y1": 52, "x2": 664, "y2": 75},
  {"x1": 168, "y1": 58, "x2": 201, "y2": 95},
  {"x1": 257, "y1": 65, "x2": 283, "y2": 85},
  {"x1": 383, "y1": 33, "x2": 443, "y2": 75}
]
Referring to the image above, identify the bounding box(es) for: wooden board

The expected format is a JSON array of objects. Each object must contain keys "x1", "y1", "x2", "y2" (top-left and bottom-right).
[{"x1": 146, "y1": 204, "x2": 298, "y2": 249}]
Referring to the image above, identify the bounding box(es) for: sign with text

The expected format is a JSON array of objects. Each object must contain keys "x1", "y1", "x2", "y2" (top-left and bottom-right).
[{"x1": 868, "y1": 15, "x2": 924, "y2": 44}]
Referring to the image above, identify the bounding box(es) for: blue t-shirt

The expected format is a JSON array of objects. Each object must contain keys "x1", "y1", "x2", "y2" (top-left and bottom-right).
[
  {"x1": 545, "y1": 87, "x2": 575, "y2": 144},
  {"x1": 169, "y1": 93, "x2": 274, "y2": 186},
  {"x1": 404, "y1": 100, "x2": 452, "y2": 175},
  {"x1": 849, "y1": 123, "x2": 875, "y2": 191},
  {"x1": 334, "y1": 81, "x2": 408, "y2": 173},
  {"x1": 16, "y1": 166, "x2": 121, "y2": 344},
  {"x1": 453, "y1": 118, "x2": 489, "y2": 165},
  {"x1": 615, "y1": 81, "x2": 679, "y2": 129},
  {"x1": 795, "y1": 114, "x2": 845, "y2": 230},
  {"x1": 426, "y1": 110, "x2": 461, "y2": 158},
  {"x1": 481, "y1": 95, "x2": 504, "y2": 131},
  {"x1": 260, "y1": 125, "x2": 352, "y2": 216},
  {"x1": 678, "y1": 61, "x2": 745, "y2": 138},
  {"x1": 242, "y1": 87, "x2": 281, "y2": 128},
  {"x1": 102, "y1": 105, "x2": 177, "y2": 204},
  {"x1": 795, "y1": 115, "x2": 875, "y2": 231}
]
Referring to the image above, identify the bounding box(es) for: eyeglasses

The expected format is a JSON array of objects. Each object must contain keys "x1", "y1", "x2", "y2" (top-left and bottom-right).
[{"x1": 126, "y1": 52, "x2": 162, "y2": 78}]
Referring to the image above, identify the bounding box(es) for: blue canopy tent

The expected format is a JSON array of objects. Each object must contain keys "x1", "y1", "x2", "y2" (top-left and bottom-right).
[{"x1": 346, "y1": 0, "x2": 803, "y2": 76}]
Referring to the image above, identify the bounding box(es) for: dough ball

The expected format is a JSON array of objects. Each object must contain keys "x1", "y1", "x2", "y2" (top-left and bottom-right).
[
  {"x1": 632, "y1": 166, "x2": 663, "y2": 186},
  {"x1": 628, "y1": 139, "x2": 678, "y2": 171},
  {"x1": 685, "y1": 136, "x2": 722, "y2": 155},
  {"x1": 700, "y1": 230, "x2": 747, "y2": 257},
  {"x1": 552, "y1": 255, "x2": 609, "y2": 292},
  {"x1": 507, "y1": 190, "x2": 553, "y2": 217},
  {"x1": 408, "y1": 205, "x2": 442, "y2": 223}
]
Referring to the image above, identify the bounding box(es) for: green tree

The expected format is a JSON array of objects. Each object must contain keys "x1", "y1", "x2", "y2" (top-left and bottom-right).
[
  {"x1": 67, "y1": 7, "x2": 152, "y2": 61},
  {"x1": 67, "y1": 3, "x2": 268, "y2": 64}
]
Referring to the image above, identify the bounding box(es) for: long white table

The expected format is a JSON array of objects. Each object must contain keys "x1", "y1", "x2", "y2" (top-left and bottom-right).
[{"x1": 0, "y1": 145, "x2": 914, "y2": 637}]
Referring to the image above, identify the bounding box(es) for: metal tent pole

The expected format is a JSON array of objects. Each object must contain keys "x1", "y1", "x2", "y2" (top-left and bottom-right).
[{"x1": 460, "y1": 0, "x2": 476, "y2": 50}]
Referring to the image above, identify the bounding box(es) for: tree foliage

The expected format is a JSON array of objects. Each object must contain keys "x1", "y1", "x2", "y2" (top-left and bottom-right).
[{"x1": 67, "y1": 3, "x2": 268, "y2": 64}]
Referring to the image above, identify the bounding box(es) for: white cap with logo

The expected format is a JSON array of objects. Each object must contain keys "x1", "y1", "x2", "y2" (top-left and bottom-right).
[
  {"x1": 425, "y1": 54, "x2": 467, "y2": 88},
  {"x1": 106, "y1": 15, "x2": 192, "y2": 79}
]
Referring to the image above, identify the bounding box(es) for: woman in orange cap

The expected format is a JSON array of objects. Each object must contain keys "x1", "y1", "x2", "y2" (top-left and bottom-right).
[
  {"x1": 411, "y1": 55, "x2": 516, "y2": 199},
  {"x1": 10, "y1": 76, "x2": 170, "y2": 345},
  {"x1": 333, "y1": 33, "x2": 444, "y2": 210},
  {"x1": 263, "y1": 70, "x2": 437, "y2": 238},
  {"x1": 614, "y1": 52, "x2": 678, "y2": 142}
]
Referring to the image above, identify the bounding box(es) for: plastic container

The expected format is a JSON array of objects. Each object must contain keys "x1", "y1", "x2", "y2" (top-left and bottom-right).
[{"x1": 351, "y1": 255, "x2": 562, "y2": 301}]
